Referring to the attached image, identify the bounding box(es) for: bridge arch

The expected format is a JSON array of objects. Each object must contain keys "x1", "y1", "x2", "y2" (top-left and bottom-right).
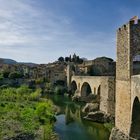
[
  {"x1": 71, "y1": 80, "x2": 77, "y2": 95},
  {"x1": 81, "y1": 82, "x2": 92, "y2": 97},
  {"x1": 130, "y1": 96, "x2": 140, "y2": 139}
]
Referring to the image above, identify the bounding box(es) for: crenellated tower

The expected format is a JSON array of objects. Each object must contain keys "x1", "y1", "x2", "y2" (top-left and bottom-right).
[{"x1": 116, "y1": 17, "x2": 140, "y2": 135}]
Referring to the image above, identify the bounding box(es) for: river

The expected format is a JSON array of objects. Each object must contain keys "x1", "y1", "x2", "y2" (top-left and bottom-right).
[{"x1": 48, "y1": 95, "x2": 111, "y2": 140}]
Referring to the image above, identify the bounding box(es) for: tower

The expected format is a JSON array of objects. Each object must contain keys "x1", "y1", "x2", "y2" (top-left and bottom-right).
[{"x1": 116, "y1": 18, "x2": 140, "y2": 135}]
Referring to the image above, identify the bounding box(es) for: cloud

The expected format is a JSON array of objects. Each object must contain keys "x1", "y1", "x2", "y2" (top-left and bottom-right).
[
  {"x1": 0, "y1": 0, "x2": 115, "y2": 63},
  {"x1": 0, "y1": 0, "x2": 74, "y2": 45}
]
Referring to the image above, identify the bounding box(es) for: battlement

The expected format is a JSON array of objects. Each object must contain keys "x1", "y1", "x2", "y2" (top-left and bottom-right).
[
  {"x1": 117, "y1": 17, "x2": 140, "y2": 32},
  {"x1": 129, "y1": 18, "x2": 140, "y2": 25}
]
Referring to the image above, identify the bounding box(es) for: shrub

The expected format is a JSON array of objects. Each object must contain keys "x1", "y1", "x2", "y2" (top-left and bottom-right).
[
  {"x1": 29, "y1": 88, "x2": 41, "y2": 101},
  {"x1": 0, "y1": 86, "x2": 55, "y2": 139},
  {"x1": 2, "y1": 71, "x2": 10, "y2": 78},
  {"x1": 0, "y1": 74, "x2": 4, "y2": 80},
  {"x1": 42, "y1": 124, "x2": 53, "y2": 140},
  {"x1": 9, "y1": 71, "x2": 23, "y2": 79},
  {"x1": 54, "y1": 85, "x2": 66, "y2": 95},
  {"x1": 0, "y1": 84, "x2": 9, "y2": 89},
  {"x1": 35, "y1": 102, "x2": 55, "y2": 125},
  {"x1": 46, "y1": 83, "x2": 52, "y2": 90},
  {"x1": 16, "y1": 85, "x2": 32, "y2": 95},
  {"x1": 35, "y1": 78, "x2": 44, "y2": 84}
]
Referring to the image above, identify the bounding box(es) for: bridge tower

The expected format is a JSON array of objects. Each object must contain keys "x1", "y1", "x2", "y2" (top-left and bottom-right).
[{"x1": 116, "y1": 17, "x2": 140, "y2": 136}]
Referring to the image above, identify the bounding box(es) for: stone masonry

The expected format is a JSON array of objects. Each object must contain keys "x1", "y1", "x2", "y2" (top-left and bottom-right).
[{"x1": 115, "y1": 19, "x2": 140, "y2": 136}]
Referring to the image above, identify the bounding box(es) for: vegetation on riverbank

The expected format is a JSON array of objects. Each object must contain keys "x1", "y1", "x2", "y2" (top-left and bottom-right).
[{"x1": 0, "y1": 85, "x2": 56, "y2": 140}]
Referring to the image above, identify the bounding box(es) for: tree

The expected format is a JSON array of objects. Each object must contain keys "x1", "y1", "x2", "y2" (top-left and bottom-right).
[
  {"x1": 79, "y1": 58, "x2": 84, "y2": 64},
  {"x1": 58, "y1": 57, "x2": 64, "y2": 62},
  {"x1": 2, "y1": 71, "x2": 10, "y2": 78},
  {"x1": 70, "y1": 55, "x2": 72, "y2": 62},
  {"x1": 9, "y1": 71, "x2": 23, "y2": 79},
  {"x1": 65, "y1": 57, "x2": 70, "y2": 62},
  {"x1": 72, "y1": 53, "x2": 77, "y2": 62}
]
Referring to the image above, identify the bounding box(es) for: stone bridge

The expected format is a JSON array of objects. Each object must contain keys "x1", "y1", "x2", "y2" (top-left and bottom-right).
[{"x1": 70, "y1": 76, "x2": 115, "y2": 116}]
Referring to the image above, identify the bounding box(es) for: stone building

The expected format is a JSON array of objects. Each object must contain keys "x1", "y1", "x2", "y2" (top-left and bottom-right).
[
  {"x1": 47, "y1": 62, "x2": 67, "y2": 85},
  {"x1": 77, "y1": 57, "x2": 115, "y2": 76}
]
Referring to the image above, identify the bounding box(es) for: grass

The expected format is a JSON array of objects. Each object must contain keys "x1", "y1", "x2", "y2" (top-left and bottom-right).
[{"x1": 0, "y1": 85, "x2": 56, "y2": 140}]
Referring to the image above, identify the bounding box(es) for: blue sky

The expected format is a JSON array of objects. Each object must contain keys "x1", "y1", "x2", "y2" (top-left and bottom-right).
[{"x1": 0, "y1": 0, "x2": 140, "y2": 64}]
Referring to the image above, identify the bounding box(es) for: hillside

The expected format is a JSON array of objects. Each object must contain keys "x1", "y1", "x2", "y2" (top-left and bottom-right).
[
  {"x1": 0, "y1": 58, "x2": 37, "y2": 66},
  {"x1": 0, "y1": 58, "x2": 17, "y2": 64}
]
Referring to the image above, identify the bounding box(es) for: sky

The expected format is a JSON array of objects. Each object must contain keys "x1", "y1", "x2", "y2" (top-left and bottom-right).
[{"x1": 0, "y1": 0, "x2": 140, "y2": 64}]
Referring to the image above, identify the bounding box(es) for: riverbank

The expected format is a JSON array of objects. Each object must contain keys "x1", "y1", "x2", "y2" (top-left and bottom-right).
[{"x1": 0, "y1": 86, "x2": 56, "y2": 140}]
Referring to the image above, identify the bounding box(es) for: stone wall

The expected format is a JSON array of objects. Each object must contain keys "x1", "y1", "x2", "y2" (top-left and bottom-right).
[
  {"x1": 100, "y1": 77, "x2": 115, "y2": 116},
  {"x1": 67, "y1": 64, "x2": 73, "y2": 91},
  {"x1": 108, "y1": 77, "x2": 116, "y2": 115},
  {"x1": 116, "y1": 21, "x2": 132, "y2": 135}
]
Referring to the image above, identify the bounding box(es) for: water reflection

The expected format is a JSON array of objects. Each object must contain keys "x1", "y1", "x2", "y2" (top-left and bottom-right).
[{"x1": 49, "y1": 95, "x2": 110, "y2": 140}]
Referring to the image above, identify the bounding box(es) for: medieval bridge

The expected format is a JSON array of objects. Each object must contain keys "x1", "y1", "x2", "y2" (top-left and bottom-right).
[{"x1": 70, "y1": 76, "x2": 115, "y2": 116}]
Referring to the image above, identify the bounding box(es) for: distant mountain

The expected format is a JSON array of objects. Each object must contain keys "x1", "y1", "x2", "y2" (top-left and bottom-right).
[
  {"x1": 81, "y1": 57, "x2": 88, "y2": 61},
  {"x1": 0, "y1": 58, "x2": 17, "y2": 64},
  {"x1": 18, "y1": 62, "x2": 37, "y2": 67},
  {"x1": 0, "y1": 58, "x2": 37, "y2": 66}
]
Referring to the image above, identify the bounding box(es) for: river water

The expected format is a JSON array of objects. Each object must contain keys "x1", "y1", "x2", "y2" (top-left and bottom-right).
[{"x1": 48, "y1": 95, "x2": 111, "y2": 140}]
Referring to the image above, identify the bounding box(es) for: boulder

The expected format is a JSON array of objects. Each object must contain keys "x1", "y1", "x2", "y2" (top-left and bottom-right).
[
  {"x1": 72, "y1": 95, "x2": 81, "y2": 102},
  {"x1": 109, "y1": 127, "x2": 135, "y2": 140},
  {"x1": 82, "y1": 103, "x2": 99, "y2": 113},
  {"x1": 84, "y1": 111, "x2": 115, "y2": 123},
  {"x1": 5, "y1": 133, "x2": 35, "y2": 140}
]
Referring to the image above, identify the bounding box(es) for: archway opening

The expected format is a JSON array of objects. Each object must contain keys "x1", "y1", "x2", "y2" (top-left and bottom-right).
[
  {"x1": 97, "y1": 85, "x2": 101, "y2": 96},
  {"x1": 94, "y1": 87, "x2": 96, "y2": 94},
  {"x1": 81, "y1": 82, "x2": 92, "y2": 97},
  {"x1": 130, "y1": 97, "x2": 140, "y2": 139},
  {"x1": 71, "y1": 81, "x2": 77, "y2": 95}
]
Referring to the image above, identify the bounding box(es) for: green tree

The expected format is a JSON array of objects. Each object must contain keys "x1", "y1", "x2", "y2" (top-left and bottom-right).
[
  {"x1": 58, "y1": 57, "x2": 64, "y2": 62},
  {"x1": 36, "y1": 102, "x2": 55, "y2": 125},
  {"x1": 9, "y1": 71, "x2": 23, "y2": 79},
  {"x1": 2, "y1": 71, "x2": 10, "y2": 78},
  {"x1": 65, "y1": 57, "x2": 70, "y2": 62}
]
